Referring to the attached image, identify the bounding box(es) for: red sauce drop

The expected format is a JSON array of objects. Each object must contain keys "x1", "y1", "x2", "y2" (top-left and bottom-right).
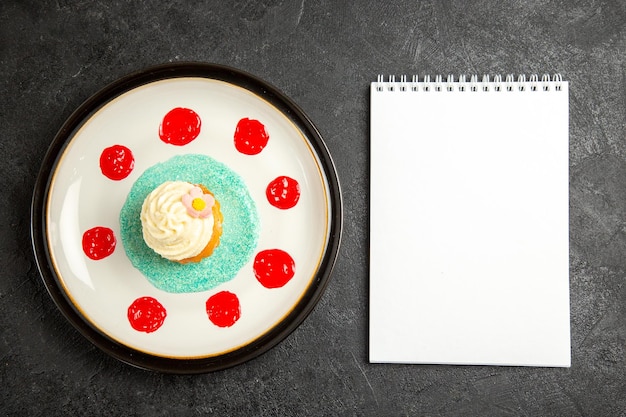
[
  {"x1": 159, "y1": 107, "x2": 201, "y2": 146},
  {"x1": 206, "y1": 291, "x2": 241, "y2": 327},
  {"x1": 266, "y1": 176, "x2": 300, "y2": 209},
  {"x1": 127, "y1": 296, "x2": 167, "y2": 333},
  {"x1": 82, "y1": 226, "x2": 116, "y2": 260},
  {"x1": 234, "y1": 118, "x2": 269, "y2": 155},
  {"x1": 253, "y1": 249, "x2": 295, "y2": 288},
  {"x1": 99, "y1": 145, "x2": 135, "y2": 180}
]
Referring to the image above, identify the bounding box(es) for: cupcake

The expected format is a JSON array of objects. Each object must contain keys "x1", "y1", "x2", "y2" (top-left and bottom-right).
[{"x1": 140, "y1": 181, "x2": 223, "y2": 264}]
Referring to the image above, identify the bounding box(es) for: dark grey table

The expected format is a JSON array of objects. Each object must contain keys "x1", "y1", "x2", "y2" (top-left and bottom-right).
[{"x1": 2, "y1": 1, "x2": 624, "y2": 416}]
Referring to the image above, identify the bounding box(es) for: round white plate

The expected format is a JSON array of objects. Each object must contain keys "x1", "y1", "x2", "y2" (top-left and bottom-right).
[{"x1": 31, "y1": 63, "x2": 342, "y2": 373}]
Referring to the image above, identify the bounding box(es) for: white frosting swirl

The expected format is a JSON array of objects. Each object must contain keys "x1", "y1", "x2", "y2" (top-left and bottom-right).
[{"x1": 140, "y1": 181, "x2": 214, "y2": 261}]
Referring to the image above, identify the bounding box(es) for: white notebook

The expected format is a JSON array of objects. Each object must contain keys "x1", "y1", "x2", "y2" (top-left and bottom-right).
[{"x1": 369, "y1": 74, "x2": 570, "y2": 367}]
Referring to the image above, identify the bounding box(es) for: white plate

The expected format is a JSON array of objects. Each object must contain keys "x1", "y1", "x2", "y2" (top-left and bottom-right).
[{"x1": 31, "y1": 63, "x2": 342, "y2": 373}]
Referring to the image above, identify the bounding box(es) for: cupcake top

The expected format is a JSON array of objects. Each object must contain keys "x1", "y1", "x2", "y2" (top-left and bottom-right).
[{"x1": 140, "y1": 181, "x2": 215, "y2": 261}]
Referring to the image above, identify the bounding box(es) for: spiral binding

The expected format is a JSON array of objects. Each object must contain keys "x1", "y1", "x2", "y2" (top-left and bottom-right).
[{"x1": 375, "y1": 74, "x2": 563, "y2": 92}]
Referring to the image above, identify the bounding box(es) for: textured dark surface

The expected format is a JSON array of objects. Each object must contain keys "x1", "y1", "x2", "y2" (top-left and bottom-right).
[{"x1": 1, "y1": 1, "x2": 625, "y2": 415}]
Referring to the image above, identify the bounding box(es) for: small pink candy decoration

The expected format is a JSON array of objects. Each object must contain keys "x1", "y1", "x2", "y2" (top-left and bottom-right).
[{"x1": 182, "y1": 186, "x2": 215, "y2": 218}]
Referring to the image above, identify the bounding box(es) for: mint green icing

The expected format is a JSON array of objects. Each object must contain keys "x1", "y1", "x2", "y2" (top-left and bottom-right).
[{"x1": 119, "y1": 154, "x2": 260, "y2": 293}]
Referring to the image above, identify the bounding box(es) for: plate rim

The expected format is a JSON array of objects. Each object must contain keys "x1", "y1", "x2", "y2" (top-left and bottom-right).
[{"x1": 30, "y1": 62, "x2": 343, "y2": 374}]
